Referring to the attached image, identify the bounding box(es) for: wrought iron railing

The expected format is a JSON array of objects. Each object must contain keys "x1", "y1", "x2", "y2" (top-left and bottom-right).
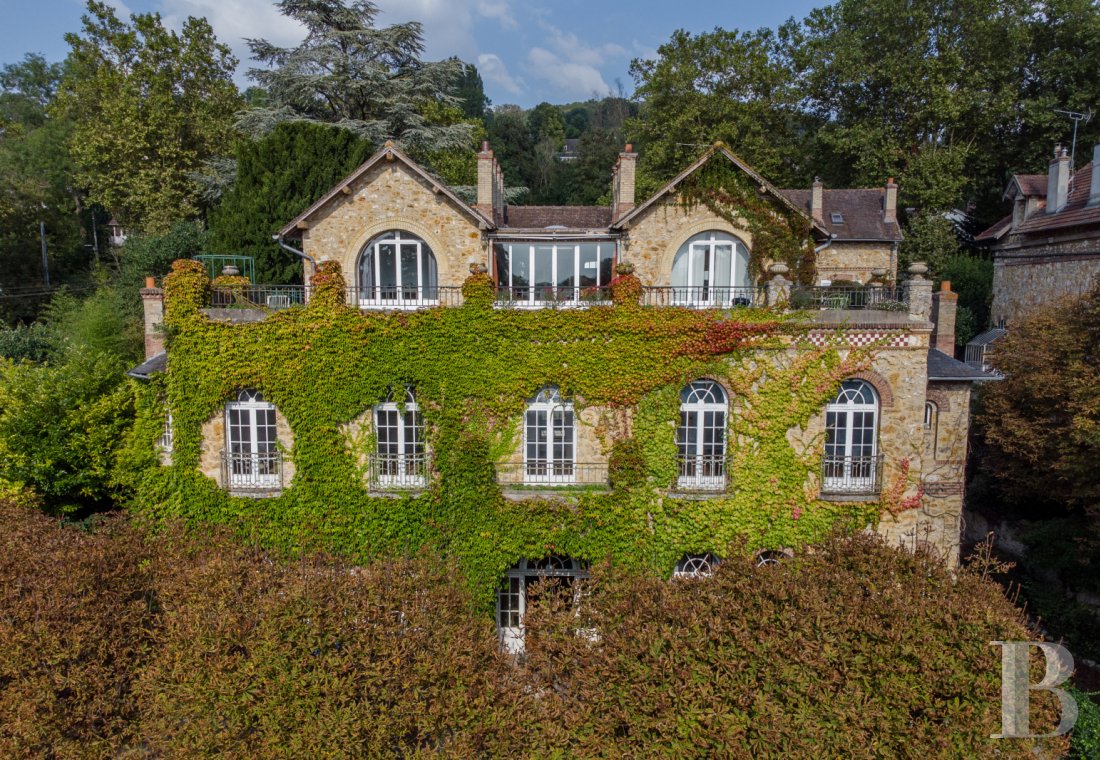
[
  {"x1": 350, "y1": 286, "x2": 464, "y2": 310},
  {"x1": 641, "y1": 286, "x2": 763, "y2": 308},
  {"x1": 209, "y1": 285, "x2": 307, "y2": 310},
  {"x1": 789, "y1": 285, "x2": 908, "y2": 311},
  {"x1": 675, "y1": 454, "x2": 728, "y2": 491},
  {"x1": 222, "y1": 449, "x2": 283, "y2": 491},
  {"x1": 820, "y1": 453, "x2": 884, "y2": 495},
  {"x1": 494, "y1": 286, "x2": 613, "y2": 308},
  {"x1": 495, "y1": 461, "x2": 609, "y2": 487},
  {"x1": 367, "y1": 452, "x2": 431, "y2": 490}
]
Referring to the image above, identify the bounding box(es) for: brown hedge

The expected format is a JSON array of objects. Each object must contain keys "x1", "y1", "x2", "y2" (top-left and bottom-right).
[{"x1": 0, "y1": 498, "x2": 1069, "y2": 758}]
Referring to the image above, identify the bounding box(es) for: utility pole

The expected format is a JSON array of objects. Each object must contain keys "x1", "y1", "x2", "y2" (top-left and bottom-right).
[
  {"x1": 1054, "y1": 108, "x2": 1093, "y2": 167},
  {"x1": 39, "y1": 221, "x2": 49, "y2": 288}
]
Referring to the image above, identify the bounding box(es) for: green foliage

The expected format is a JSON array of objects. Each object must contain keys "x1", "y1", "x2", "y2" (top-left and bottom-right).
[
  {"x1": 54, "y1": 1, "x2": 242, "y2": 233},
  {"x1": 117, "y1": 220, "x2": 207, "y2": 290},
  {"x1": 0, "y1": 322, "x2": 53, "y2": 362},
  {"x1": 938, "y1": 254, "x2": 993, "y2": 345},
  {"x1": 0, "y1": 500, "x2": 1068, "y2": 757},
  {"x1": 900, "y1": 212, "x2": 963, "y2": 276},
  {"x1": 208, "y1": 121, "x2": 374, "y2": 283},
  {"x1": 1071, "y1": 688, "x2": 1100, "y2": 759},
  {"x1": 126, "y1": 261, "x2": 903, "y2": 604},
  {"x1": 453, "y1": 61, "x2": 490, "y2": 119}
]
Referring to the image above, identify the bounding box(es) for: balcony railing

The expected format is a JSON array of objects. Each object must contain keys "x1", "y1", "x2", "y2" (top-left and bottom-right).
[
  {"x1": 675, "y1": 454, "x2": 727, "y2": 491},
  {"x1": 367, "y1": 452, "x2": 431, "y2": 490},
  {"x1": 222, "y1": 449, "x2": 283, "y2": 492},
  {"x1": 641, "y1": 286, "x2": 763, "y2": 309},
  {"x1": 820, "y1": 453, "x2": 884, "y2": 496},
  {"x1": 209, "y1": 285, "x2": 307, "y2": 310},
  {"x1": 350, "y1": 286, "x2": 464, "y2": 310},
  {"x1": 790, "y1": 285, "x2": 908, "y2": 311},
  {"x1": 495, "y1": 460, "x2": 609, "y2": 487},
  {"x1": 494, "y1": 286, "x2": 612, "y2": 308}
]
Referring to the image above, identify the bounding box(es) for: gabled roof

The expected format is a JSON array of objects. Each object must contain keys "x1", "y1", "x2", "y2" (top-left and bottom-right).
[
  {"x1": 974, "y1": 213, "x2": 1012, "y2": 242},
  {"x1": 277, "y1": 142, "x2": 495, "y2": 237},
  {"x1": 778, "y1": 188, "x2": 903, "y2": 242},
  {"x1": 927, "y1": 348, "x2": 999, "y2": 381},
  {"x1": 611, "y1": 144, "x2": 829, "y2": 237},
  {"x1": 1012, "y1": 162, "x2": 1100, "y2": 235},
  {"x1": 1005, "y1": 173, "x2": 1047, "y2": 200}
]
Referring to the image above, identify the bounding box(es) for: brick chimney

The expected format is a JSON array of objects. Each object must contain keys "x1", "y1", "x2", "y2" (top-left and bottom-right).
[
  {"x1": 1089, "y1": 138, "x2": 1100, "y2": 207},
  {"x1": 476, "y1": 141, "x2": 503, "y2": 219},
  {"x1": 883, "y1": 177, "x2": 898, "y2": 224},
  {"x1": 931, "y1": 280, "x2": 958, "y2": 357},
  {"x1": 140, "y1": 276, "x2": 165, "y2": 359},
  {"x1": 612, "y1": 144, "x2": 637, "y2": 219},
  {"x1": 1047, "y1": 143, "x2": 1071, "y2": 214},
  {"x1": 811, "y1": 177, "x2": 824, "y2": 224}
]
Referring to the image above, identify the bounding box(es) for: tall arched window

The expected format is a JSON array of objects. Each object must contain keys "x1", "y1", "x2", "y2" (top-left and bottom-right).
[
  {"x1": 525, "y1": 386, "x2": 575, "y2": 483},
  {"x1": 357, "y1": 230, "x2": 438, "y2": 308},
  {"x1": 225, "y1": 389, "x2": 281, "y2": 489},
  {"x1": 823, "y1": 380, "x2": 880, "y2": 493},
  {"x1": 373, "y1": 386, "x2": 425, "y2": 487},
  {"x1": 670, "y1": 231, "x2": 752, "y2": 307},
  {"x1": 497, "y1": 555, "x2": 587, "y2": 653},
  {"x1": 677, "y1": 380, "x2": 728, "y2": 490}
]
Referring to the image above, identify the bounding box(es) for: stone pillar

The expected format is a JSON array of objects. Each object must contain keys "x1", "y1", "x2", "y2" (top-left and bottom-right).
[
  {"x1": 140, "y1": 276, "x2": 165, "y2": 359},
  {"x1": 905, "y1": 262, "x2": 932, "y2": 322},
  {"x1": 613, "y1": 144, "x2": 637, "y2": 218},
  {"x1": 931, "y1": 280, "x2": 958, "y2": 356},
  {"x1": 766, "y1": 264, "x2": 791, "y2": 308}
]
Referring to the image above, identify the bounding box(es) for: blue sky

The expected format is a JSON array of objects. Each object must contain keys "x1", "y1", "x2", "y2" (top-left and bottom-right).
[{"x1": 3, "y1": 0, "x2": 819, "y2": 107}]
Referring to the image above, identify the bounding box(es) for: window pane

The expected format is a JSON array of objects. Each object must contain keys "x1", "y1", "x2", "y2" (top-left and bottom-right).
[
  {"x1": 400, "y1": 243, "x2": 419, "y2": 295},
  {"x1": 713, "y1": 243, "x2": 733, "y2": 290},
  {"x1": 599, "y1": 244, "x2": 614, "y2": 287},
  {"x1": 534, "y1": 246, "x2": 553, "y2": 291},
  {"x1": 556, "y1": 245, "x2": 576, "y2": 289},
  {"x1": 378, "y1": 243, "x2": 397, "y2": 298},
  {"x1": 512, "y1": 245, "x2": 529, "y2": 290},
  {"x1": 494, "y1": 244, "x2": 510, "y2": 287},
  {"x1": 691, "y1": 244, "x2": 708, "y2": 287},
  {"x1": 579, "y1": 244, "x2": 599, "y2": 287}
]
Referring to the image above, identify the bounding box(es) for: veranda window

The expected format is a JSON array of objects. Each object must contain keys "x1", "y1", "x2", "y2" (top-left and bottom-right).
[
  {"x1": 358, "y1": 230, "x2": 438, "y2": 308},
  {"x1": 494, "y1": 242, "x2": 615, "y2": 305}
]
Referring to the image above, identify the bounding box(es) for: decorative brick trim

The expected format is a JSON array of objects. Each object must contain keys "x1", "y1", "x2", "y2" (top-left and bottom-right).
[
  {"x1": 806, "y1": 330, "x2": 915, "y2": 348},
  {"x1": 846, "y1": 369, "x2": 893, "y2": 407},
  {"x1": 925, "y1": 386, "x2": 952, "y2": 412}
]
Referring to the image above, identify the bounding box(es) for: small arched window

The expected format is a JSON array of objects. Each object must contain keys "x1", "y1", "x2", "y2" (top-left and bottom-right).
[
  {"x1": 677, "y1": 380, "x2": 728, "y2": 490},
  {"x1": 497, "y1": 556, "x2": 587, "y2": 653},
  {"x1": 225, "y1": 389, "x2": 281, "y2": 489},
  {"x1": 373, "y1": 386, "x2": 425, "y2": 487},
  {"x1": 357, "y1": 230, "x2": 438, "y2": 308},
  {"x1": 670, "y1": 230, "x2": 752, "y2": 307},
  {"x1": 525, "y1": 386, "x2": 575, "y2": 483},
  {"x1": 673, "y1": 553, "x2": 719, "y2": 578},
  {"x1": 823, "y1": 380, "x2": 880, "y2": 494}
]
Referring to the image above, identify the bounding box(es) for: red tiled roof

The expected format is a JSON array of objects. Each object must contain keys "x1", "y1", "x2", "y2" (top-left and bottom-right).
[
  {"x1": 777, "y1": 188, "x2": 903, "y2": 242},
  {"x1": 975, "y1": 213, "x2": 1012, "y2": 242},
  {"x1": 499, "y1": 205, "x2": 613, "y2": 230},
  {"x1": 1011, "y1": 174, "x2": 1048, "y2": 197},
  {"x1": 1013, "y1": 162, "x2": 1100, "y2": 235}
]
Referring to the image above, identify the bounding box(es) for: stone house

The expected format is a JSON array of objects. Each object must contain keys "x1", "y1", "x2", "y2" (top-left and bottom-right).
[
  {"x1": 978, "y1": 141, "x2": 1100, "y2": 328},
  {"x1": 133, "y1": 142, "x2": 993, "y2": 651}
]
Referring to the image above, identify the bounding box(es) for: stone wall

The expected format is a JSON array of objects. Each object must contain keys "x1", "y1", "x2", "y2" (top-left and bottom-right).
[
  {"x1": 815, "y1": 242, "x2": 896, "y2": 284},
  {"x1": 992, "y1": 248, "x2": 1100, "y2": 326},
  {"x1": 300, "y1": 162, "x2": 485, "y2": 289}
]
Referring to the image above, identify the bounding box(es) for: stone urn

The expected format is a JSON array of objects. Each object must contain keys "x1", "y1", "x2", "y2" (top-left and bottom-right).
[
  {"x1": 468, "y1": 262, "x2": 488, "y2": 275},
  {"x1": 768, "y1": 263, "x2": 790, "y2": 279},
  {"x1": 221, "y1": 264, "x2": 240, "y2": 277},
  {"x1": 907, "y1": 262, "x2": 928, "y2": 279},
  {"x1": 614, "y1": 261, "x2": 636, "y2": 276}
]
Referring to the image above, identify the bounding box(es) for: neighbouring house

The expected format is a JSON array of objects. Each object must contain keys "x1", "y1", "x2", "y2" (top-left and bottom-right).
[
  {"x1": 130, "y1": 141, "x2": 995, "y2": 652},
  {"x1": 977, "y1": 141, "x2": 1100, "y2": 328},
  {"x1": 555, "y1": 137, "x2": 580, "y2": 161},
  {"x1": 106, "y1": 217, "x2": 128, "y2": 248}
]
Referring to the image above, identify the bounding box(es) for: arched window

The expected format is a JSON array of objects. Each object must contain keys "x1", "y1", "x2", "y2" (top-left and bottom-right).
[
  {"x1": 373, "y1": 386, "x2": 425, "y2": 487},
  {"x1": 225, "y1": 389, "x2": 281, "y2": 489},
  {"x1": 673, "y1": 553, "x2": 719, "y2": 578},
  {"x1": 525, "y1": 386, "x2": 575, "y2": 483},
  {"x1": 497, "y1": 556, "x2": 587, "y2": 653},
  {"x1": 823, "y1": 379, "x2": 880, "y2": 493},
  {"x1": 670, "y1": 231, "x2": 752, "y2": 307},
  {"x1": 677, "y1": 380, "x2": 727, "y2": 490},
  {"x1": 357, "y1": 230, "x2": 439, "y2": 308}
]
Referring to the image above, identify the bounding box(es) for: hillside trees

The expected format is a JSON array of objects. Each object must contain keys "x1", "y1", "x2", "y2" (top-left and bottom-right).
[{"x1": 54, "y1": 1, "x2": 242, "y2": 234}]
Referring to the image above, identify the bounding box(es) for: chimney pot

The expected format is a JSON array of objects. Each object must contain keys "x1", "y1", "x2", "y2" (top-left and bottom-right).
[
  {"x1": 1047, "y1": 141, "x2": 1072, "y2": 213},
  {"x1": 931, "y1": 283, "x2": 958, "y2": 356},
  {"x1": 612, "y1": 146, "x2": 637, "y2": 219},
  {"x1": 145, "y1": 275, "x2": 156, "y2": 288}
]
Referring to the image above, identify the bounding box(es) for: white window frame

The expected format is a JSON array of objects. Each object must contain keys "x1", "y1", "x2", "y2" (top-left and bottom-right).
[
  {"x1": 497, "y1": 556, "x2": 587, "y2": 654},
  {"x1": 357, "y1": 230, "x2": 438, "y2": 309},
  {"x1": 373, "y1": 386, "x2": 426, "y2": 488},
  {"x1": 524, "y1": 387, "x2": 576, "y2": 485},
  {"x1": 158, "y1": 409, "x2": 174, "y2": 459},
  {"x1": 673, "y1": 553, "x2": 719, "y2": 578},
  {"x1": 225, "y1": 389, "x2": 280, "y2": 489},
  {"x1": 676, "y1": 380, "x2": 728, "y2": 490},
  {"x1": 670, "y1": 231, "x2": 752, "y2": 307},
  {"x1": 494, "y1": 242, "x2": 616, "y2": 308},
  {"x1": 823, "y1": 380, "x2": 879, "y2": 491}
]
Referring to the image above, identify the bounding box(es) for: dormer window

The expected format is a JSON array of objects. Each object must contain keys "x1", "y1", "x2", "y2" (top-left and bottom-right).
[{"x1": 830, "y1": 212, "x2": 845, "y2": 224}]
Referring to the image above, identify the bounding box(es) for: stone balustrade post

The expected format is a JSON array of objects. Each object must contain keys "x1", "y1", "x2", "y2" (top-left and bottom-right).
[
  {"x1": 766, "y1": 263, "x2": 792, "y2": 308},
  {"x1": 905, "y1": 262, "x2": 933, "y2": 321}
]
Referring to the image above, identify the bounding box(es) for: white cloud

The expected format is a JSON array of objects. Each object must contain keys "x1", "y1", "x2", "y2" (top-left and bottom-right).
[
  {"x1": 477, "y1": 53, "x2": 523, "y2": 95},
  {"x1": 476, "y1": 1, "x2": 517, "y2": 29},
  {"x1": 526, "y1": 46, "x2": 610, "y2": 99}
]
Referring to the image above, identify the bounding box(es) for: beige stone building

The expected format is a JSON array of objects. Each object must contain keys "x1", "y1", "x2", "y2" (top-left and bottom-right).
[{"x1": 133, "y1": 142, "x2": 994, "y2": 648}]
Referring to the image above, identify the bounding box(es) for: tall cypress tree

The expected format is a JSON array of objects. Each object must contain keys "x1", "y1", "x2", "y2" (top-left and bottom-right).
[{"x1": 208, "y1": 122, "x2": 373, "y2": 283}]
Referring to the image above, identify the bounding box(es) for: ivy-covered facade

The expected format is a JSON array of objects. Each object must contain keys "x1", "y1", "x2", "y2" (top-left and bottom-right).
[{"x1": 129, "y1": 143, "x2": 993, "y2": 643}]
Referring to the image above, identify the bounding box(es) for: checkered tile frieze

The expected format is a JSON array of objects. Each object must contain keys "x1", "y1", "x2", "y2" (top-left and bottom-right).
[{"x1": 806, "y1": 331, "x2": 914, "y2": 348}]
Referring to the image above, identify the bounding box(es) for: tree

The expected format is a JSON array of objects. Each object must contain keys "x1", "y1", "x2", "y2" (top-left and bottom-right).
[
  {"x1": 209, "y1": 122, "x2": 375, "y2": 283},
  {"x1": 486, "y1": 106, "x2": 535, "y2": 188},
  {"x1": 977, "y1": 281, "x2": 1100, "y2": 546},
  {"x1": 242, "y1": 0, "x2": 474, "y2": 157},
  {"x1": 54, "y1": 1, "x2": 242, "y2": 234},
  {"x1": 454, "y1": 61, "x2": 489, "y2": 120}
]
